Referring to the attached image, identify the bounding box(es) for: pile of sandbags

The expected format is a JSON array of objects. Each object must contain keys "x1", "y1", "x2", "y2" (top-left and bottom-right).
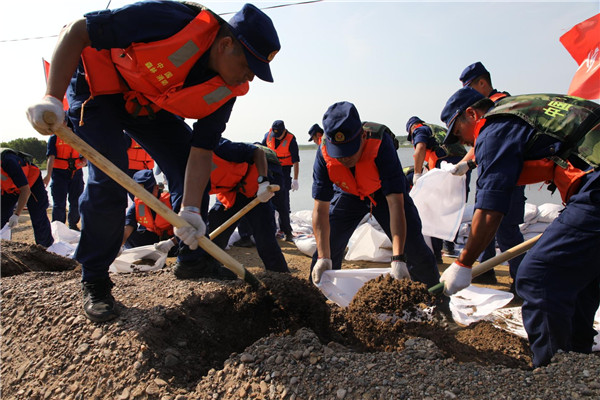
[{"x1": 456, "y1": 203, "x2": 564, "y2": 245}]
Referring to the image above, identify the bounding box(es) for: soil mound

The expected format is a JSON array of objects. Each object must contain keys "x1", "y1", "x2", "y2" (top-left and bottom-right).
[{"x1": 1, "y1": 240, "x2": 79, "y2": 276}]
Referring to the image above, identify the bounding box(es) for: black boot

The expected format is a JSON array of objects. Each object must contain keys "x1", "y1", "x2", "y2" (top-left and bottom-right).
[
  {"x1": 173, "y1": 255, "x2": 237, "y2": 280},
  {"x1": 82, "y1": 278, "x2": 118, "y2": 322},
  {"x1": 472, "y1": 268, "x2": 498, "y2": 284},
  {"x1": 233, "y1": 236, "x2": 254, "y2": 248}
]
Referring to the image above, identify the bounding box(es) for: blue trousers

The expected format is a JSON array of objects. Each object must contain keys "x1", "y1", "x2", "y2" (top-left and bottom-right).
[
  {"x1": 272, "y1": 166, "x2": 292, "y2": 234},
  {"x1": 516, "y1": 170, "x2": 600, "y2": 367},
  {"x1": 310, "y1": 189, "x2": 440, "y2": 288},
  {"x1": 1, "y1": 176, "x2": 54, "y2": 247},
  {"x1": 67, "y1": 95, "x2": 199, "y2": 282},
  {"x1": 479, "y1": 185, "x2": 526, "y2": 278},
  {"x1": 50, "y1": 168, "x2": 84, "y2": 227},
  {"x1": 208, "y1": 195, "x2": 289, "y2": 272}
]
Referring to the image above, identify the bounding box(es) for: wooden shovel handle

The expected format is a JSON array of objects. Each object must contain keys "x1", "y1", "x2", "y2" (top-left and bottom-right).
[
  {"x1": 44, "y1": 112, "x2": 253, "y2": 282},
  {"x1": 429, "y1": 233, "x2": 542, "y2": 295},
  {"x1": 209, "y1": 185, "x2": 280, "y2": 240}
]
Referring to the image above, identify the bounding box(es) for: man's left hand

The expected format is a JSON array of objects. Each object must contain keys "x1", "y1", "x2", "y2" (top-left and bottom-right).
[
  {"x1": 390, "y1": 260, "x2": 410, "y2": 280},
  {"x1": 291, "y1": 179, "x2": 299, "y2": 191}
]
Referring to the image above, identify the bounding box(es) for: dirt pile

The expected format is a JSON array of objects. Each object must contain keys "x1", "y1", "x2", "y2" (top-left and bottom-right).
[{"x1": 1, "y1": 240, "x2": 79, "y2": 276}]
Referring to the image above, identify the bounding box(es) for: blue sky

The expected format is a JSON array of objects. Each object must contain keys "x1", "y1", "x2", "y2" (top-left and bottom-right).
[{"x1": 1, "y1": 1, "x2": 598, "y2": 145}]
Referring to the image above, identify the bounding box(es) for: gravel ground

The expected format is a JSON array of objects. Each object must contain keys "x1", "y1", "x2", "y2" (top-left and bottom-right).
[{"x1": 1, "y1": 215, "x2": 599, "y2": 399}]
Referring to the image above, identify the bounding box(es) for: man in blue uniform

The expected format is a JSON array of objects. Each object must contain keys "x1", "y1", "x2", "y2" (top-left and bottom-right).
[
  {"x1": 262, "y1": 120, "x2": 300, "y2": 242},
  {"x1": 1, "y1": 149, "x2": 54, "y2": 247},
  {"x1": 206, "y1": 138, "x2": 289, "y2": 273},
  {"x1": 26, "y1": 1, "x2": 281, "y2": 322},
  {"x1": 44, "y1": 133, "x2": 86, "y2": 230},
  {"x1": 308, "y1": 123, "x2": 324, "y2": 146},
  {"x1": 439, "y1": 87, "x2": 600, "y2": 368},
  {"x1": 455, "y1": 62, "x2": 527, "y2": 285},
  {"x1": 310, "y1": 101, "x2": 440, "y2": 289}
]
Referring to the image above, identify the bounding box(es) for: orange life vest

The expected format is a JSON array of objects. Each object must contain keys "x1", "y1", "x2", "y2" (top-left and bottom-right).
[
  {"x1": 489, "y1": 92, "x2": 509, "y2": 103},
  {"x1": 321, "y1": 137, "x2": 382, "y2": 203},
  {"x1": 266, "y1": 130, "x2": 294, "y2": 166},
  {"x1": 474, "y1": 118, "x2": 589, "y2": 203},
  {"x1": 0, "y1": 150, "x2": 41, "y2": 195},
  {"x1": 411, "y1": 123, "x2": 441, "y2": 169},
  {"x1": 127, "y1": 139, "x2": 155, "y2": 171},
  {"x1": 80, "y1": 9, "x2": 249, "y2": 119},
  {"x1": 210, "y1": 154, "x2": 259, "y2": 209},
  {"x1": 134, "y1": 192, "x2": 174, "y2": 236},
  {"x1": 53, "y1": 138, "x2": 84, "y2": 171}
]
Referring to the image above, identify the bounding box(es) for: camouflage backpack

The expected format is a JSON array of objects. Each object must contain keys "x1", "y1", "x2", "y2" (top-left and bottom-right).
[{"x1": 424, "y1": 123, "x2": 468, "y2": 159}]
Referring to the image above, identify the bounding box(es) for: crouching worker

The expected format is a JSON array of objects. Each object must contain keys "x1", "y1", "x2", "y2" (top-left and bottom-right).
[
  {"x1": 439, "y1": 87, "x2": 600, "y2": 368},
  {"x1": 1, "y1": 148, "x2": 54, "y2": 247},
  {"x1": 206, "y1": 138, "x2": 289, "y2": 273},
  {"x1": 310, "y1": 101, "x2": 440, "y2": 288},
  {"x1": 122, "y1": 170, "x2": 179, "y2": 257}
]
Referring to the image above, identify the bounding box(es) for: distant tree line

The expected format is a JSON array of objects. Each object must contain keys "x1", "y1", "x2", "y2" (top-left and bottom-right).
[{"x1": 1, "y1": 137, "x2": 48, "y2": 168}]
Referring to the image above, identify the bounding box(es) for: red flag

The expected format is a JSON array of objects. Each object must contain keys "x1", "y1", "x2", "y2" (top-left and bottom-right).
[
  {"x1": 560, "y1": 13, "x2": 600, "y2": 100},
  {"x1": 42, "y1": 58, "x2": 70, "y2": 110}
]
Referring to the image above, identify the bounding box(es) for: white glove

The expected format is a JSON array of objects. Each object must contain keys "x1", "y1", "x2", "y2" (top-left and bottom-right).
[
  {"x1": 291, "y1": 179, "x2": 299, "y2": 191},
  {"x1": 256, "y1": 181, "x2": 274, "y2": 203},
  {"x1": 8, "y1": 214, "x2": 19, "y2": 228},
  {"x1": 312, "y1": 258, "x2": 332, "y2": 284},
  {"x1": 174, "y1": 209, "x2": 206, "y2": 250},
  {"x1": 446, "y1": 161, "x2": 470, "y2": 176},
  {"x1": 26, "y1": 95, "x2": 65, "y2": 135},
  {"x1": 154, "y1": 239, "x2": 175, "y2": 253},
  {"x1": 390, "y1": 260, "x2": 410, "y2": 280},
  {"x1": 440, "y1": 261, "x2": 472, "y2": 296},
  {"x1": 412, "y1": 173, "x2": 422, "y2": 185}
]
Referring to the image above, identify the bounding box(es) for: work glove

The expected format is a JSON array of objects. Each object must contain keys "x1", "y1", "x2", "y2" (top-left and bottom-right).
[
  {"x1": 291, "y1": 179, "x2": 299, "y2": 191},
  {"x1": 390, "y1": 260, "x2": 410, "y2": 280},
  {"x1": 443, "y1": 161, "x2": 470, "y2": 176},
  {"x1": 8, "y1": 214, "x2": 19, "y2": 228},
  {"x1": 26, "y1": 95, "x2": 65, "y2": 135},
  {"x1": 256, "y1": 181, "x2": 274, "y2": 203},
  {"x1": 312, "y1": 258, "x2": 332, "y2": 284},
  {"x1": 174, "y1": 209, "x2": 206, "y2": 250},
  {"x1": 412, "y1": 173, "x2": 422, "y2": 185},
  {"x1": 154, "y1": 239, "x2": 175, "y2": 253},
  {"x1": 440, "y1": 261, "x2": 472, "y2": 296}
]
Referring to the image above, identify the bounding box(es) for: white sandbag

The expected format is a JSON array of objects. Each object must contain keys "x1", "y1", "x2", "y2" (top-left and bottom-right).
[
  {"x1": 523, "y1": 203, "x2": 539, "y2": 224},
  {"x1": 317, "y1": 268, "x2": 390, "y2": 307},
  {"x1": 523, "y1": 231, "x2": 543, "y2": 241},
  {"x1": 1, "y1": 224, "x2": 11, "y2": 240},
  {"x1": 450, "y1": 285, "x2": 514, "y2": 326},
  {"x1": 51, "y1": 221, "x2": 81, "y2": 244},
  {"x1": 295, "y1": 234, "x2": 316, "y2": 257},
  {"x1": 521, "y1": 221, "x2": 550, "y2": 234},
  {"x1": 410, "y1": 168, "x2": 466, "y2": 241},
  {"x1": 462, "y1": 204, "x2": 474, "y2": 223},
  {"x1": 290, "y1": 210, "x2": 315, "y2": 235},
  {"x1": 537, "y1": 203, "x2": 564, "y2": 223},
  {"x1": 46, "y1": 241, "x2": 77, "y2": 258},
  {"x1": 487, "y1": 306, "x2": 600, "y2": 352},
  {"x1": 109, "y1": 245, "x2": 167, "y2": 273},
  {"x1": 345, "y1": 223, "x2": 392, "y2": 262}
]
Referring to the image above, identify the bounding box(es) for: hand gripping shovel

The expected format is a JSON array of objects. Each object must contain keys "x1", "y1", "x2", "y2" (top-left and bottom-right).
[
  {"x1": 45, "y1": 113, "x2": 260, "y2": 288},
  {"x1": 429, "y1": 233, "x2": 543, "y2": 295},
  {"x1": 209, "y1": 185, "x2": 280, "y2": 240}
]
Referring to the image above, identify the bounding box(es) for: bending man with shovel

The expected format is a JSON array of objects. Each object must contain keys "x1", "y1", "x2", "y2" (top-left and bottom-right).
[
  {"x1": 25, "y1": 1, "x2": 281, "y2": 322},
  {"x1": 439, "y1": 87, "x2": 600, "y2": 368}
]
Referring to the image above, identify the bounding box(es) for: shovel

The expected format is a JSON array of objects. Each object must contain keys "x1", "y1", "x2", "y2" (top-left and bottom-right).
[
  {"x1": 45, "y1": 112, "x2": 260, "y2": 287},
  {"x1": 209, "y1": 184, "x2": 280, "y2": 240},
  {"x1": 429, "y1": 233, "x2": 543, "y2": 295}
]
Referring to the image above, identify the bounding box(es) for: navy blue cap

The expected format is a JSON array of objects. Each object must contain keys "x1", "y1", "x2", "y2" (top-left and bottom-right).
[
  {"x1": 440, "y1": 87, "x2": 485, "y2": 144},
  {"x1": 271, "y1": 120, "x2": 285, "y2": 136},
  {"x1": 459, "y1": 62, "x2": 489, "y2": 87},
  {"x1": 228, "y1": 4, "x2": 281, "y2": 83},
  {"x1": 405, "y1": 116, "x2": 424, "y2": 141},
  {"x1": 323, "y1": 102, "x2": 363, "y2": 158},
  {"x1": 133, "y1": 169, "x2": 156, "y2": 192},
  {"x1": 308, "y1": 123, "x2": 323, "y2": 141}
]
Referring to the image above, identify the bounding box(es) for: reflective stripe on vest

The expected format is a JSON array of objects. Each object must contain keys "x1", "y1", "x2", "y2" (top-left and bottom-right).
[
  {"x1": 134, "y1": 192, "x2": 174, "y2": 236},
  {"x1": 321, "y1": 137, "x2": 382, "y2": 202},
  {"x1": 266, "y1": 130, "x2": 294, "y2": 166},
  {"x1": 210, "y1": 154, "x2": 259, "y2": 209},
  {"x1": 80, "y1": 9, "x2": 249, "y2": 119}
]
